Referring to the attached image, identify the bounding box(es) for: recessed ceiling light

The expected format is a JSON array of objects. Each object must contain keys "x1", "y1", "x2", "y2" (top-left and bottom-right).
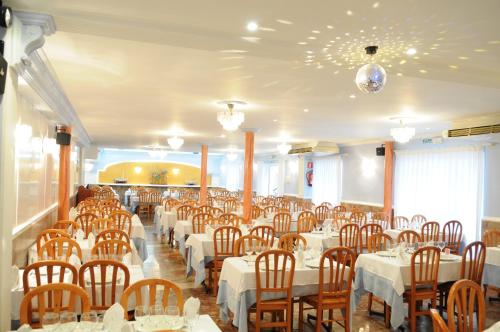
[
  {"x1": 406, "y1": 48, "x2": 417, "y2": 56},
  {"x1": 307, "y1": 36, "x2": 316, "y2": 40},
  {"x1": 327, "y1": 25, "x2": 334, "y2": 29},
  {"x1": 474, "y1": 48, "x2": 487, "y2": 52},
  {"x1": 246, "y1": 21, "x2": 259, "y2": 32},
  {"x1": 419, "y1": 69, "x2": 427, "y2": 74},
  {"x1": 449, "y1": 65, "x2": 458, "y2": 69},
  {"x1": 297, "y1": 41, "x2": 307, "y2": 45},
  {"x1": 220, "y1": 134, "x2": 226, "y2": 138},
  {"x1": 397, "y1": 73, "x2": 403, "y2": 76},
  {"x1": 372, "y1": 2, "x2": 380, "y2": 8},
  {"x1": 346, "y1": 10, "x2": 354, "y2": 16},
  {"x1": 312, "y1": 30, "x2": 320, "y2": 34},
  {"x1": 349, "y1": 94, "x2": 356, "y2": 99},
  {"x1": 458, "y1": 56, "x2": 469, "y2": 60},
  {"x1": 303, "y1": 108, "x2": 309, "y2": 113},
  {"x1": 273, "y1": 119, "x2": 278, "y2": 122}
]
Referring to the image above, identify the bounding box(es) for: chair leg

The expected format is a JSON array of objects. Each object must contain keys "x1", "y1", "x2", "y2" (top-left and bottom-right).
[
  {"x1": 368, "y1": 292, "x2": 373, "y2": 315},
  {"x1": 298, "y1": 299, "x2": 304, "y2": 332},
  {"x1": 328, "y1": 309, "x2": 333, "y2": 332},
  {"x1": 410, "y1": 300, "x2": 416, "y2": 332},
  {"x1": 287, "y1": 306, "x2": 292, "y2": 332},
  {"x1": 384, "y1": 303, "x2": 391, "y2": 328},
  {"x1": 255, "y1": 309, "x2": 261, "y2": 332},
  {"x1": 345, "y1": 304, "x2": 351, "y2": 332},
  {"x1": 315, "y1": 308, "x2": 323, "y2": 332}
]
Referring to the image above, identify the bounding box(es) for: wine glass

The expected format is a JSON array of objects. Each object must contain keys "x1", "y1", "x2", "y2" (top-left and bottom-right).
[
  {"x1": 60, "y1": 312, "x2": 78, "y2": 331},
  {"x1": 150, "y1": 304, "x2": 164, "y2": 328},
  {"x1": 165, "y1": 306, "x2": 181, "y2": 329},
  {"x1": 438, "y1": 241, "x2": 446, "y2": 253},
  {"x1": 42, "y1": 312, "x2": 60, "y2": 332},
  {"x1": 80, "y1": 312, "x2": 98, "y2": 331},
  {"x1": 135, "y1": 305, "x2": 148, "y2": 330}
]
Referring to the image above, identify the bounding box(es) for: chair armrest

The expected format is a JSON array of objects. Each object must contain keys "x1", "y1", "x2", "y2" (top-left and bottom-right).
[{"x1": 430, "y1": 308, "x2": 448, "y2": 332}]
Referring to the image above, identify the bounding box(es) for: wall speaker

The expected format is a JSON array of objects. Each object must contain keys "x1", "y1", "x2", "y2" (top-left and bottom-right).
[
  {"x1": 376, "y1": 146, "x2": 385, "y2": 156},
  {"x1": 55, "y1": 125, "x2": 71, "y2": 145},
  {"x1": 0, "y1": 52, "x2": 8, "y2": 96}
]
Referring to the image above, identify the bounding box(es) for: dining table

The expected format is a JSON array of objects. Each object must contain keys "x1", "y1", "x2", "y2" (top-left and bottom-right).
[
  {"x1": 354, "y1": 251, "x2": 466, "y2": 329},
  {"x1": 301, "y1": 231, "x2": 340, "y2": 250},
  {"x1": 484, "y1": 246, "x2": 500, "y2": 288},
  {"x1": 216, "y1": 255, "x2": 355, "y2": 332}
]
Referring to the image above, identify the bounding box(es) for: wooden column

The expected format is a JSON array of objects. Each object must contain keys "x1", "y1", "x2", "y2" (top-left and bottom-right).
[
  {"x1": 57, "y1": 126, "x2": 72, "y2": 220},
  {"x1": 200, "y1": 144, "x2": 208, "y2": 205},
  {"x1": 243, "y1": 131, "x2": 255, "y2": 223},
  {"x1": 383, "y1": 141, "x2": 394, "y2": 225}
]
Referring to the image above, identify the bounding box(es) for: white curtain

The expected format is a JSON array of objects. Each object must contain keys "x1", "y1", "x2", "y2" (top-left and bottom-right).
[
  {"x1": 394, "y1": 146, "x2": 484, "y2": 242},
  {"x1": 225, "y1": 160, "x2": 242, "y2": 192},
  {"x1": 255, "y1": 161, "x2": 270, "y2": 196},
  {"x1": 311, "y1": 155, "x2": 342, "y2": 205}
]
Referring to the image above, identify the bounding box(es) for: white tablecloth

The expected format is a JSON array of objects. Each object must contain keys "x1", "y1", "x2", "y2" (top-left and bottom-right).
[
  {"x1": 217, "y1": 257, "x2": 354, "y2": 332},
  {"x1": 301, "y1": 232, "x2": 340, "y2": 250},
  {"x1": 11, "y1": 265, "x2": 144, "y2": 320},
  {"x1": 484, "y1": 247, "x2": 500, "y2": 288},
  {"x1": 354, "y1": 252, "x2": 464, "y2": 328},
  {"x1": 154, "y1": 206, "x2": 177, "y2": 236}
]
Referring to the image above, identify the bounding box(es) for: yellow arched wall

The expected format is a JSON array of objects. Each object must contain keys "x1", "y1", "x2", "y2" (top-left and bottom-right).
[{"x1": 98, "y1": 162, "x2": 211, "y2": 185}]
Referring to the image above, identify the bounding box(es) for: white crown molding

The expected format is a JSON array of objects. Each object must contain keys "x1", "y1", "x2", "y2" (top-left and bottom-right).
[{"x1": 10, "y1": 11, "x2": 91, "y2": 146}]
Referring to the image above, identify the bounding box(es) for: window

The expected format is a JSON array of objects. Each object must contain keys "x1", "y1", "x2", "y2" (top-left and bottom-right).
[{"x1": 311, "y1": 155, "x2": 342, "y2": 205}]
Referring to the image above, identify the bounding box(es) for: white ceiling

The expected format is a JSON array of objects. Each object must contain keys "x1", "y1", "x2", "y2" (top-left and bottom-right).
[{"x1": 9, "y1": 0, "x2": 500, "y2": 152}]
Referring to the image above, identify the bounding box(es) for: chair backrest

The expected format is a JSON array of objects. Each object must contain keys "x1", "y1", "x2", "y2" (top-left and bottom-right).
[
  {"x1": 278, "y1": 233, "x2": 307, "y2": 252},
  {"x1": 199, "y1": 205, "x2": 211, "y2": 214},
  {"x1": 223, "y1": 199, "x2": 238, "y2": 213},
  {"x1": 79, "y1": 259, "x2": 130, "y2": 311},
  {"x1": 76, "y1": 212, "x2": 98, "y2": 238},
  {"x1": 339, "y1": 223, "x2": 360, "y2": 255},
  {"x1": 371, "y1": 212, "x2": 390, "y2": 230},
  {"x1": 460, "y1": 241, "x2": 486, "y2": 285},
  {"x1": 273, "y1": 212, "x2": 291, "y2": 233},
  {"x1": 251, "y1": 205, "x2": 263, "y2": 219},
  {"x1": 483, "y1": 229, "x2": 500, "y2": 247},
  {"x1": 421, "y1": 221, "x2": 440, "y2": 242},
  {"x1": 446, "y1": 279, "x2": 485, "y2": 332},
  {"x1": 394, "y1": 216, "x2": 409, "y2": 229},
  {"x1": 410, "y1": 246, "x2": 440, "y2": 294},
  {"x1": 150, "y1": 191, "x2": 162, "y2": 204},
  {"x1": 210, "y1": 207, "x2": 224, "y2": 217},
  {"x1": 411, "y1": 214, "x2": 427, "y2": 227},
  {"x1": 318, "y1": 247, "x2": 355, "y2": 302},
  {"x1": 99, "y1": 205, "x2": 120, "y2": 218},
  {"x1": 264, "y1": 205, "x2": 279, "y2": 217},
  {"x1": 219, "y1": 213, "x2": 239, "y2": 226},
  {"x1": 109, "y1": 211, "x2": 132, "y2": 235},
  {"x1": 23, "y1": 261, "x2": 78, "y2": 295},
  {"x1": 250, "y1": 225, "x2": 275, "y2": 246},
  {"x1": 39, "y1": 237, "x2": 82, "y2": 261},
  {"x1": 315, "y1": 205, "x2": 329, "y2": 222},
  {"x1": 176, "y1": 204, "x2": 192, "y2": 220},
  {"x1": 53, "y1": 220, "x2": 80, "y2": 235},
  {"x1": 36, "y1": 229, "x2": 70, "y2": 253},
  {"x1": 96, "y1": 229, "x2": 130, "y2": 243},
  {"x1": 333, "y1": 205, "x2": 346, "y2": 213},
  {"x1": 20, "y1": 283, "x2": 90, "y2": 327},
  {"x1": 297, "y1": 211, "x2": 317, "y2": 233},
  {"x1": 79, "y1": 204, "x2": 98, "y2": 214},
  {"x1": 120, "y1": 278, "x2": 184, "y2": 320},
  {"x1": 192, "y1": 217, "x2": 208, "y2": 234},
  {"x1": 442, "y1": 220, "x2": 462, "y2": 254},
  {"x1": 91, "y1": 239, "x2": 132, "y2": 258},
  {"x1": 359, "y1": 223, "x2": 383, "y2": 251},
  {"x1": 320, "y1": 202, "x2": 333, "y2": 209},
  {"x1": 138, "y1": 191, "x2": 150, "y2": 204},
  {"x1": 255, "y1": 250, "x2": 295, "y2": 306},
  {"x1": 213, "y1": 226, "x2": 242, "y2": 260},
  {"x1": 92, "y1": 218, "x2": 114, "y2": 234},
  {"x1": 165, "y1": 198, "x2": 180, "y2": 210},
  {"x1": 397, "y1": 230, "x2": 422, "y2": 244},
  {"x1": 349, "y1": 211, "x2": 367, "y2": 225},
  {"x1": 233, "y1": 234, "x2": 269, "y2": 256},
  {"x1": 367, "y1": 233, "x2": 394, "y2": 253}
]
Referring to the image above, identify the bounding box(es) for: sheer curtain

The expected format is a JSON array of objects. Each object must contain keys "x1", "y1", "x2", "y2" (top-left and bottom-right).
[
  {"x1": 311, "y1": 155, "x2": 342, "y2": 205},
  {"x1": 394, "y1": 145, "x2": 484, "y2": 242},
  {"x1": 225, "y1": 160, "x2": 242, "y2": 192},
  {"x1": 255, "y1": 161, "x2": 270, "y2": 196}
]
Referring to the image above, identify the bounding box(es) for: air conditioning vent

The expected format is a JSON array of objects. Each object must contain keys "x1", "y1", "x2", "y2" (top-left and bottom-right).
[
  {"x1": 288, "y1": 141, "x2": 339, "y2": 155},
  {"x1": 447, "y1": 124, "x2": 500, "y2": 138}
]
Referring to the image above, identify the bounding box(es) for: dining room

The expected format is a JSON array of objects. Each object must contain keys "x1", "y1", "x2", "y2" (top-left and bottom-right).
[{"x1": 0, "y1": 0, "x2": 499, "y2": 331}]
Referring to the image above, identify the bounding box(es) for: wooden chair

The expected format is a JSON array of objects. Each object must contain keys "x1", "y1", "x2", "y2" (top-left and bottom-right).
[
  {"x1": 339, "y1": 223, "x2": 360, "y2": 257},
  {"x1": 442, "y1": 220, "x2": 462, "y2": 254},
  {"x1": 176, "y1": 204, "x2": 192, "y2": 221},
  {"x1": 397, "y1": 230, "x2": 422, "y2": 244},
  {"x1": 483, "y1": 229, "x2": 500, "y2": 247},
  {"x1": 333, "y1": 215, "x2": 350, "y2": 231},
  {"x1": 273, "y1": 212, "x2": 292, "y2": 235},
  {"x1": 278, "y1": 233, "x2": 307, "y2": 252},
  {"x1": 223, "y1": 199, "x2": 238, "y2": 213},
  {"x1": 99, "y1": 205, "x2": 119, "y2": 218},
  {"x1": 431, "y1": 279, "x2": 485, "y2": 332},
  {"x1": 297, "y1": 211, "x2": 317, "y2": 233},
  {"x1": 411, "y1": 214, "x2": 427, "y2": 227},
  {"x1": 23, "y1": 261, "x2": 78, "y2": 295},
  {"x1": 96, "y1": 229, "x2": 130, "y2": 243},
  {"x1": 75, "y1": 212, "x2": 98, "y2": 238},
  {"x1": 264, "y1": 205, "x2": 279, "y2": 218},
  {"x1": 149, "y1": 191, "x2": 162, "y2": 215},
  {"x1": 91, "y1": 239, "x2": 132, "y2": 258},
  {"x1": 109, "y1": 211, "x2": 132, "y2": 236},
  {"x1": 320, "y1": 201, "x2": 333, "y2": 209},
  {"x1": 250, "y1": 225, "x2": 276, "y2": 247},
  {"x1": 199, "y1": 205, "x2": 211, "y2": 214},
  {"x1": 403, "y1": 246, "x2": 441, "y2": 332},
  {"x1": 192, "y1": 217, "x2": 209, "y2": 234},
  {"x1": 298, "y1": 247, "x2": 354, "y2": 332},
  {"x1": 421, "y1": 221, "x2": 440, "y2": 242},
  {"x1": 53, "y1": 220, "x2": 79, "y2": 236},
  {"x1": 394, "y1": 216, "x2": 409, "y2": 229},
  {"x1": 333, "y1": 205, "x2": 347, "y2": 214},
  {"x1": 137, "y1": 191, "x2": 150, "y2": 217},
  {"x1": 20, "y1": 283, "x2": 90, "y2": 327},
  {"x1": 79, "y1": 259, "x2": 130, "y2": 311},
  {"x1": 371, "y1": 212, "x2": 390, "y2": 230},
  {"x1": 210, "y1": 226, "x2": 241, "y2": 295},
  {"x1": 38, "y1": 237, "x2": 82, "y2": 261},
  {"x1": 359, "y1": 223, "x2": 383, "y2": 253},
  {"x1": 210, "y1": 207, "x2": 224, "y2": 217},
  {"x1": 253, "y1": 250, "x2": 295, "y2": 332},
  {"x1": 251, "y1": 205, "x2": 264, "y2": 219},
  {"x1": 79, "y1": 204, "x2": 98, "y2": 214},
  {"x1": 233, "y1": 235, "x2": 269, "y2": 256},
  {"x1": 36, "y1": 229, "x2": 70, "y2": 254},
  {"x1": 314, "y1": 205, "x2": 329, "y2": 223},
  {"x1": 92, "y1": 218, "x2": 114, "y2": 234},
  {"x1": 349, "y1": 211, "x2": 367, "y2": 225},
  {"x1": 219, "y1": 213, "x2": 239, "y2": 226},
  {"x1": 120, "y1": 278, "x2": 184, "y2": 320},
  {"x1": 367, "y1": 234, "x2": 394, "y2": 327}
]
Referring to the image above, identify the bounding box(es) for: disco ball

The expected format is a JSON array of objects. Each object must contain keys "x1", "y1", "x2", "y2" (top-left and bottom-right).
[{"x1": 355, "y1": 63, "x2": 387, "y2": 93}]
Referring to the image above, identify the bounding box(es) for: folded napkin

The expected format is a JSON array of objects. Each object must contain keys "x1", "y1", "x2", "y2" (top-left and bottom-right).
[
  {"x1": 143, "y1": 255, "x2": 160, "y2": 278},
  {"x1": 11, "y1": 265, "x2": 19, "y2": 289},
  {"x1": 122, "y1": 252, "x2": 132, "y2": 266},
  {"x1": 132, "y1": 214, "x2": 140, "y2": 224},
  {"x1": 87, "y1": 232, "x2": 95, "y2": 248},
  {"x1": 240, "y1": 224, "x2": 249, "y2": 235},
  {"x1": 16, "y1": 324, "x2": 32, "y2": 332},
  {"x1": 68, "y1": 254, "x2": 81, "y2": 269},
  {"x1": 103, "y1": 303, "x2": 126, "y2": 332},
  {"x1": 69, "y1": 207, "x2": 77, "y2": 220},
  {"x1": 75, "y1": 229, "x2": 85, "y2": 242},
  {"x1": 183, "y1": 297, "x2": 200, "y2": 318}
]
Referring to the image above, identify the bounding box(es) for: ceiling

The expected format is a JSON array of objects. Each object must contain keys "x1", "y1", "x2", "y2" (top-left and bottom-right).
[{"x1": 8, "y1": 0, "x2": 500, "y2": 153}]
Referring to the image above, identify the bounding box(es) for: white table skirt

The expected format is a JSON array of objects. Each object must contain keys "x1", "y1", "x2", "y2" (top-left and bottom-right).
[
  {"x1": 11, "y1": 265, "x2": 144, "y2": 320},
  {"x1": 354, "y1": 252, "x2": 464, "y2": 328},
  {"x1": 216, "y1": 257, "x2": 354, "y2": 332},
  {"x1": 301, "y1": 232, "x2": 340, "y2": 250},
  {"x1": 484, "y1": 247, "x2": 500, "y2": 288}
]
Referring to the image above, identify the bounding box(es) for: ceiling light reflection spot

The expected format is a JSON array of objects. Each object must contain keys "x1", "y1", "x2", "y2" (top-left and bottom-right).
[
  {"x1": 307, "y1": 36, "x2": 317, "y2": 40},
  {"x1": 458, "y1": 56, "x2": 469, "y2": 60},
  {"x1": 419, "y1": 69, "x2": 427, "y2": 74},
  {"x1": 372, "y1": 2, "x2": 380, "y2": 8},
  {"x1": 474, "y1": 48, "x2": 487, "y2": 52},
  {"x1": 349, "y1": 94, "x2": 356, "y2": 99},
  {"x1": 273, "y1": 119, "x2": 278, "y2": 122},
  {"x1": 246, "y1": 21, "x2": 259, "y2": 32},
  {"x1": 346, "y1": 10, "x2": 354, "y2": 16},
  {"x1": 448, "y1": 65, "x2": 458, "y2": 69},
  {"x1": 276, "y1": 19, "x2": 293, "y2": 25},
  {"x1": 303, "y1": 108, "x2": 309, "y2": 113},
  {"x1": 406, "y1": 48, "x2": 417, "y2": 56}
]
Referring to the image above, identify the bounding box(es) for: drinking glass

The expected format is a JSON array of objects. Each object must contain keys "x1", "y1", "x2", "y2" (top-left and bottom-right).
[
  {"x1": 135, "y1": 305, "x2": 148, "y2": 329},
  {"x1": 438, "y1": 241, "x2": 446, "y2": 252},
  {"x1": 60, "y1": 312, "x2": 78, "y2": 331},
  {"x1": 80, "y1": 312, "x2": 98, "y2": 331},
  {"x1": 150, "y1": 304, "x2": 164, "y2": 328},
  {"x1": 42, "y1": 312, "x2": 60, "y2": 332},
  {"x1": 165, "y1": 306, "x2": 181, "y2": 329}
]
